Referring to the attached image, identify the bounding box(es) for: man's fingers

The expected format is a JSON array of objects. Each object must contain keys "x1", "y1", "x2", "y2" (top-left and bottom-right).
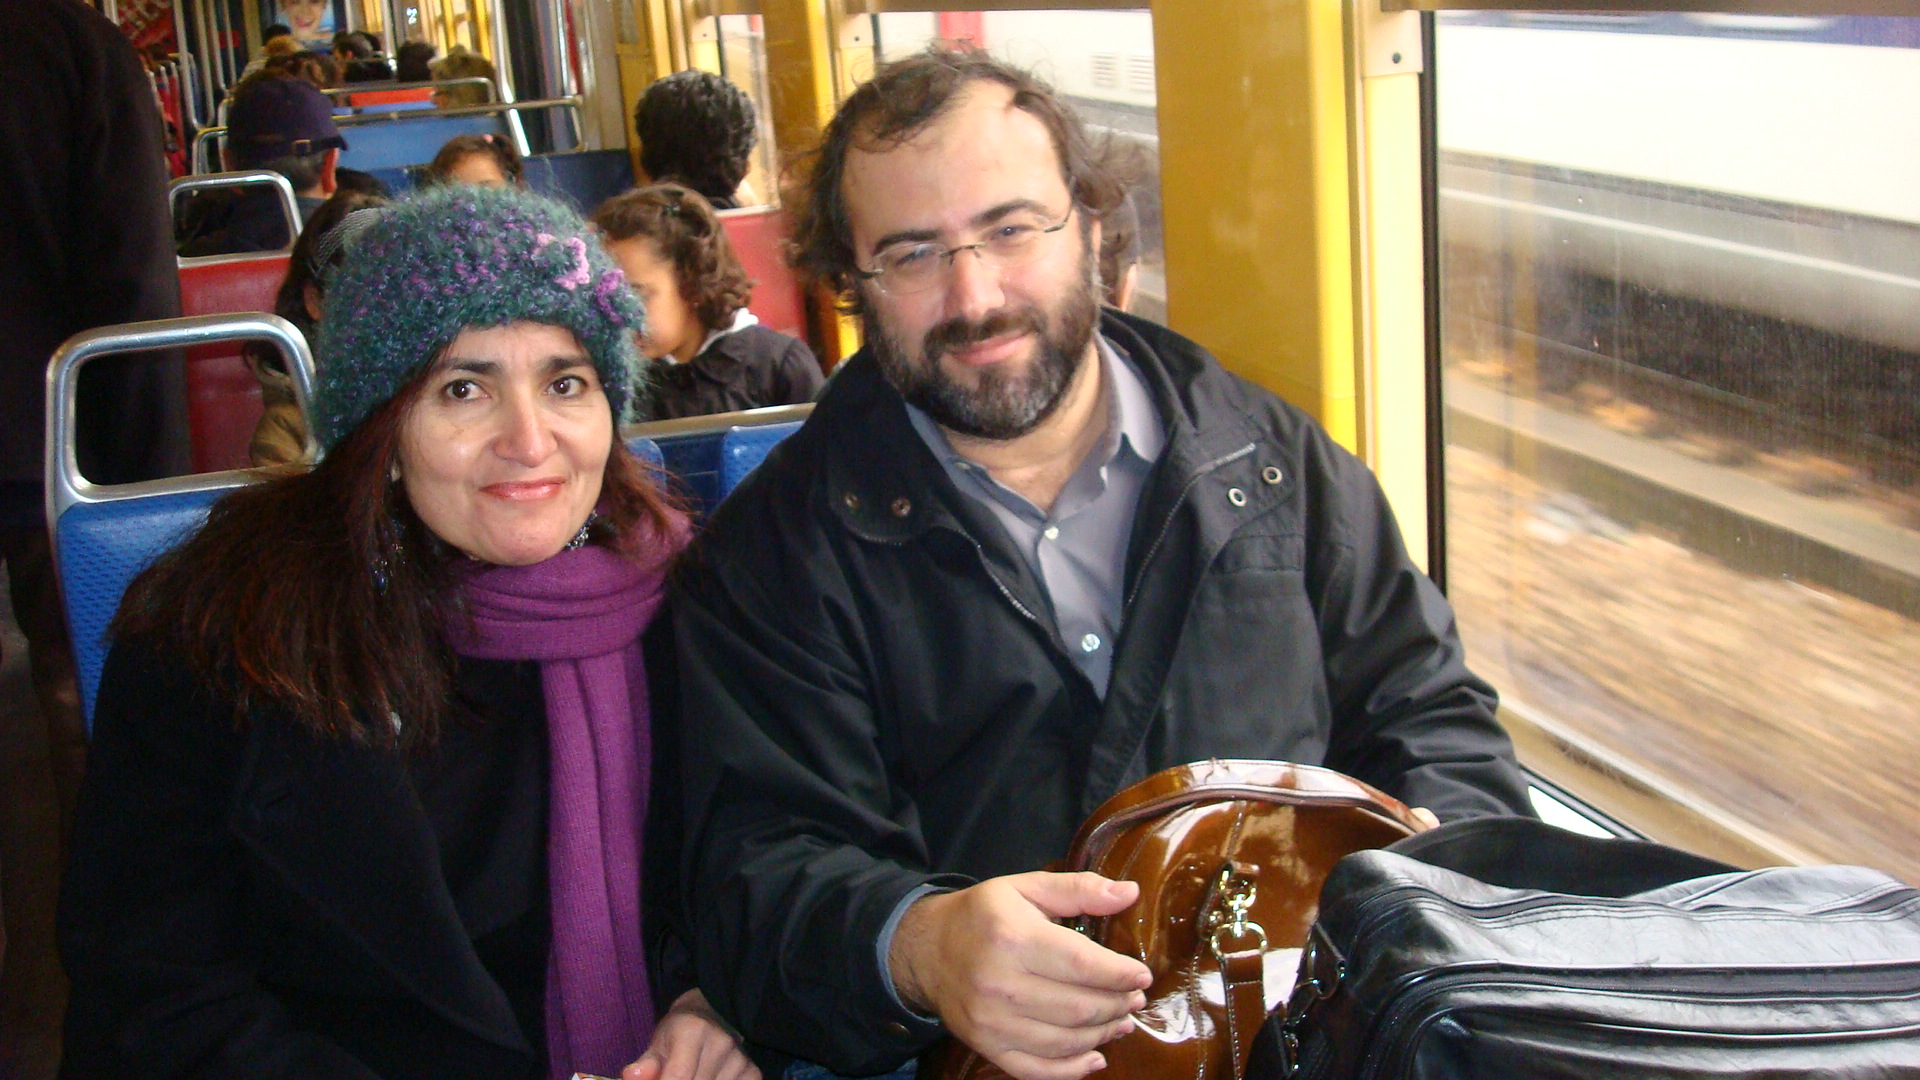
[
  {"x1": 658, "y1": 1024, "x2": 708, "y2": 1080},
  {"x1": 1013, "y1": 871, "x2": 1141, "y2": 921},
  {"x1": 985, "y1": 1011, "x2": 1137, "y2": 1060},
  {"x1": 991, "y1": 1047, "x2": 1112, "y2": 1080},
  {"x1": 1020, "y1": 920, "x2": 1152, "y2": 992},
  {"x1": 623, "y1": 1054, "x2": 663, "y2": 1080},
  {"x1": 1005, "y1": 973, "x2": 1146, "y2": 1029},
  {"x1": 1411, "y1": 806, "x2": 1440, "y2": 830}
]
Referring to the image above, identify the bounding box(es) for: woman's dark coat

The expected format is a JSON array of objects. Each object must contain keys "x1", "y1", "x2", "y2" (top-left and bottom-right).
[{"x1": 59, "y1": 631, "x2": 688, "y2": 1079}]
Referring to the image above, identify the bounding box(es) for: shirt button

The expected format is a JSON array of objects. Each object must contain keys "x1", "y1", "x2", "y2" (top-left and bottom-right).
[
  {"x1": 1043, "y1": 525, "x2": 1060, "y2": 541},
  {"x1": 1081, "y1": 633, "x2": 1101, "y2": 653}
]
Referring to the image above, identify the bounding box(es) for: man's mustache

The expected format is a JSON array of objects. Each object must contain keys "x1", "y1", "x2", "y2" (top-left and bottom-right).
[{"x1": 923, "y1": 306, "x2": 1048, "y2": 360}]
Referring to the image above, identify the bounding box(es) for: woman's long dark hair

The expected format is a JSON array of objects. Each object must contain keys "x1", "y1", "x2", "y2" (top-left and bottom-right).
[{"x1": 112, "y1": 369, "x2": 679, "y2": 749}]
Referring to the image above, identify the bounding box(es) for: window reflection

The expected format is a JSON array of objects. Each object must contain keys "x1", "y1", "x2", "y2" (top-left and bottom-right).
[{"x1": 1437, "y1": 14, "x2": 1920, "y2": 878}]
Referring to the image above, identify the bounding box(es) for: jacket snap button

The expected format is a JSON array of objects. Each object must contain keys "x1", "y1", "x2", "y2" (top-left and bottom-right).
[
  {"x1": 843, "y1": 492, "x2": 860, "y2": 511},
  {"x1": 1227, "y1": 487, "x2": 1247, "y2": 507},
  {"x1": 891, "y1": 497, "x2": 912, "y2": 518},
  {"x1": 1263, "y1": 466, "x2": 1283, "y2": 485}
]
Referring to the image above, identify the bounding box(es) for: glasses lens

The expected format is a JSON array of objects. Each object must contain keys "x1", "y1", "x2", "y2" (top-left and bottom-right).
[
  {"x1": 876, "y1": 245, "x2": 945, "y2": 296},
  {"x1": 979, "y1": 225, "x2": 1047, "y2": 269}
]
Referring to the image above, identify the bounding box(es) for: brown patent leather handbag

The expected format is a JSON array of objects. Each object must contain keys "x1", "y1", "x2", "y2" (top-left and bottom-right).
[{"x1": 920, "y1": 759, "x2": 1424, "y2": 1080}]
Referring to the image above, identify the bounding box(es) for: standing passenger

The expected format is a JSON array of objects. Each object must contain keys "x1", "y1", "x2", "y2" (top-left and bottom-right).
[
  {"x1": 0, "y1": 1, "x2": 187, "y2": 1072},
  {"x1": 595, "y1": 184, "x2": 821, "y2": 420},
  {"x1": 667, "y1": 49, "x2": 1532, "y2": 1080},
  {"x1": 61, "y1": 187, "x2": 757, "y2": 1080},
  {"x1": 632, "y1": 71, "x2": 759, "y2": 209}
]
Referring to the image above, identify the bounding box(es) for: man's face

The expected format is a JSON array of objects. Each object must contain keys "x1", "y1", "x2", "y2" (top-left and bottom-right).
[{"x1": 842, "y1": 82, "x2": 1100, "y2": 441}]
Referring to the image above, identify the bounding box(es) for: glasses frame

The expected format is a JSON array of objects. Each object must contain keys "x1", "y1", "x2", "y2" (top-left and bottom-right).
[{"x1": 854, "y1": 207, "x2": 1076, "y2": 296}]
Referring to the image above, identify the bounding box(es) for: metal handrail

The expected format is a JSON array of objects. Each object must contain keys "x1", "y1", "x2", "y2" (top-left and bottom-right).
[
  {"x1": 623, "y1": 402, "x2": 814, "y2": 441},
  {"x1": 168, "y1": 171, "x2": 303, "y2": 249},
  {"x1": 193, "y1": 96, "x2": 583, "y2": 171},
  {"x1": 44, "y1": 314, "x2": 320, "y2": 535}
]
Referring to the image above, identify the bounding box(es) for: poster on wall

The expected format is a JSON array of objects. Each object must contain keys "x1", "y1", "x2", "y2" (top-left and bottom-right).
[{"x1": 271, "y1": 0, "x2": 337, "y2": 48}]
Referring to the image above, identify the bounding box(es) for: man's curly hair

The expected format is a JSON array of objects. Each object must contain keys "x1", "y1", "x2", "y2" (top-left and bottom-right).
[{"x1": 633, "y1": 70, "x2": 758, "y2": 205}]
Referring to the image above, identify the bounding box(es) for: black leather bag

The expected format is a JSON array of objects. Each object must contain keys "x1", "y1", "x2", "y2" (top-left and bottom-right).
[{"x1": 1255, "y1": 817, "x2": 1920, "y2": 1079}]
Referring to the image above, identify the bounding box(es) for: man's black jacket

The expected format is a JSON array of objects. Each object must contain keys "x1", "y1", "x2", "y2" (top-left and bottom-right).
[{"x1": 668, "y1": 310, "x2": 1531, "y2": 1075}]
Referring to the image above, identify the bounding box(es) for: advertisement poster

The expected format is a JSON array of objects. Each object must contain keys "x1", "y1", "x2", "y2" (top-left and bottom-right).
[{"x1": 272, "y1": 0, "x2": 336, "y2": 48}]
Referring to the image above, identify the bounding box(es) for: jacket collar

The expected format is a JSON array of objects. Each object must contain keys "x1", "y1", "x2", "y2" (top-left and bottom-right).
[{"x1": 818, "y1": 309, "x2": 1274, "y2": 546}]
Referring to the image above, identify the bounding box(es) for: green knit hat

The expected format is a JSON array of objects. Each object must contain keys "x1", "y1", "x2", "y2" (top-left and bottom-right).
[{"x1": 313, "y1": 185, "x2": 645, "y2": 449}]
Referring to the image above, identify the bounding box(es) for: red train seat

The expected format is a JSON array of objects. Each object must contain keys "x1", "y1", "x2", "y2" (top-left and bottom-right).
[
  {"x1": 176, "y1": 252, "x2": 290, "y2": 472},
  {"x1": 348, "y1": 87, "x2": 436, "y2": 108},
  {"x1": 717, "y1": 207, "x2": 807, "y2": 342}
]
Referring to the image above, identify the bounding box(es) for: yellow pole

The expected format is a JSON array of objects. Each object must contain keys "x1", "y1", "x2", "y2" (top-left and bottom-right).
[{"x1": 1152, "y1": 0, "x2": 1359, "y2": 449}]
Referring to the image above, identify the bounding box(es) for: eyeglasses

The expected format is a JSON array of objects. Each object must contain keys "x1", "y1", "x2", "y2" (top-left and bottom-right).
[{"x1": 855, "y1": 208, "x2": 1074, "y2": 297}]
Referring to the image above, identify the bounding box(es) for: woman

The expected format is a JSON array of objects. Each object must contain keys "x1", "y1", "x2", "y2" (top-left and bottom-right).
[
  {"x1": 60, "y1": 187, "x2": 754, "y2": 1080},
  {"x1": 244, "y1": 187, "x2": 387, "y2": 467},
  {"x1": 593, "y1": 184, "x2": 821, "y2": 420},
  {"x1": 425, "y1": 133, "x2": 525, "y2": 189}
]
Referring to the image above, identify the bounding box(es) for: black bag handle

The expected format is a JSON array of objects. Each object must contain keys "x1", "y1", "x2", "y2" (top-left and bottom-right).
[{"x1": 1386, "y1": 817, "x2": 1740, "y2": 898}]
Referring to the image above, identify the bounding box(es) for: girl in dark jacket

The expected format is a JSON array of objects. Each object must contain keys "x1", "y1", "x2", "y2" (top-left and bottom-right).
[
  {"x1": 60, "y1": 186, "x2": 755, "y2": 1080},
  {"x1": 594, "y1": 184, "x2": 822, "y2": 421}
]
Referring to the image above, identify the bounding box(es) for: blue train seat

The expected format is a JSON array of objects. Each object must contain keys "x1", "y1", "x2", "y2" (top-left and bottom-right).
[
  {"x1": 625, "y1": 435, "x2": 663, "y2": 471},
  {"x1": 46, "y1": 314, "x2": 316, "y2": 729},
  {"x1": 718, "y1": 422, "x2": 803, "y2": 501},
  {"x1": 628, "y1": 405, "x2": 811, "y2": 518},
  {"x1": 525, "y1": 149, "x2": 636, "y2": 213},
  {"x1": 337, "y1": 114, "x2": 509, "y2": 173}
]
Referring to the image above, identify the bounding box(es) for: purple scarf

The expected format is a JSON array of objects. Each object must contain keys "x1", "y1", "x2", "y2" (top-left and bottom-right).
[{"x1": 448, "y1": 532, "x2": 684, "y2": 1079}]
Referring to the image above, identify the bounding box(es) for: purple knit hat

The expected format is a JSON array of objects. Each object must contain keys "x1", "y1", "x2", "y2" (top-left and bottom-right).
[{"x1": 314, "y1": 185, "x2": 645, "y2": 449}]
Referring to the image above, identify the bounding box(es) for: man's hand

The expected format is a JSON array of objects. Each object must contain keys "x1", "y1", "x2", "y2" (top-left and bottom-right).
[
  {"x1": 1411, "y1": 807, "x2": 1440, "y2": 830},
  {"x1": 890, "y1": 872, "x2": 1153, "y2": 1080},
  {"x1": 623, "y1": 989, "x2": 760, "y2": 1080}
]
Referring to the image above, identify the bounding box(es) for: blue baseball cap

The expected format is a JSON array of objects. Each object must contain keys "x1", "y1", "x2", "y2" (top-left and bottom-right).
[{"x1": 228, "y1": 76, "x2": 348, "y2": 167}]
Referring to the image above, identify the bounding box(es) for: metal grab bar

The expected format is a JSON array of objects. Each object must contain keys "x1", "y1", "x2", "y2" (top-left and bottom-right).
[
  {"x1": 193, "y1": 97, "x2": 583, "y2": 171},
  {"x1": 44, "y1": 313, "x2": 321, "y2": 527},
  {"x1": 167, "y1": 171, "x2": 303, "y2": 248}
]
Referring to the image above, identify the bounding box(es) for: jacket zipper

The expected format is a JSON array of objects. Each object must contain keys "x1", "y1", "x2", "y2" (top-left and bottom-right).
[{"x1": 1123, "y1": 442, "x2": 1256, "y2": 612}]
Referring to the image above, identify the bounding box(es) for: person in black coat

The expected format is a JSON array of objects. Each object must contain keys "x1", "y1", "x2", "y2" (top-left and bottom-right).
[
  {"x1": 60, "y1": 187, "x2": 756, "y2": 1080},
  {"x1": 594, "y1": 184, "x2": 822, "y2": 421},
  {"x1": 0, "y1": 4, "x2": 188, "y2": 1069}
]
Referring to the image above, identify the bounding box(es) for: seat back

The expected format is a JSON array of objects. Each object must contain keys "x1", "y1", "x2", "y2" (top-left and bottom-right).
[
  {"x1": 717, "y1": 207, "x2": 808, "y2": 341},
  {"x1": 170, "y1": 172, "x2": 303, "y2": 472},
  {"x1": 347, "y1": 87, "x2": 436, "y2": 108},
  {"x1": 175, "y1": 253, "x2": 292, "y2": 472},
  {"x1": 337, "y1": 113, "x2": 510, "y2": 172},
  {"x1": 525, "y1": 149, "x2": 636, "y2": 213},
  {"x1": 47, "y1": 314, "x2": 318, "y2": 728},
  {"x1": 626, "y1": 404, "x2": 812, "y2": 518},
  {"x1": 718, "y1": 422, "x2": 804, "y2": 501}
]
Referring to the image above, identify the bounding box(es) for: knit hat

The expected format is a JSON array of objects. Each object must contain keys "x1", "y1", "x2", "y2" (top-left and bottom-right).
[{"x1": 314, "y1": 185, "x2": 646, "y2": 449}]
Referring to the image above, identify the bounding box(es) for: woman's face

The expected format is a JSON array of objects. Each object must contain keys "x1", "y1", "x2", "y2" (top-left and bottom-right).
[
  {"x1": 396, "y1": 322, "x2": 612, "y2": 566},
  {"x1": 604, "y1": 236, "x2": 702, "y2": 363},
  {"x1": 445, "y1": 152, "x2": 510, "y2": 188},
  {"x1": 279, "y1": 0, "x2": 326, "y2": 37}
]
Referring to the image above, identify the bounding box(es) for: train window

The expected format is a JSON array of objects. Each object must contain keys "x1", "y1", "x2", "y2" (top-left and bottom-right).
[
  {"x1": 1434, "y1": 14, "x2": 1920, "y2": 878},
  {"x1": 692, "y1": 14, "x2": 778, "y2": 207},
  {"x1": 850, "y1": 10, "x2": 1166, "y2": 322}
]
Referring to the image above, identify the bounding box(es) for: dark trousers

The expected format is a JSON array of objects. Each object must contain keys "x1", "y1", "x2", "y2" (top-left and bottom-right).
[{"x1": 0, "y1": 523, "x2": 86, "y2": 1080}]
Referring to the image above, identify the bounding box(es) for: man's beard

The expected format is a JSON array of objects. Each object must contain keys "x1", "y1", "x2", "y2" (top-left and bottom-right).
[{"x1": 866, "y1": 249, "x2": 1101, "y2": 441}]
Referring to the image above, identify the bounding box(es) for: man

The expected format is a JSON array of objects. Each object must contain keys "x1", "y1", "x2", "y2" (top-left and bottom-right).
[
  {"x1": 1, "y1": 0, "x2": 188, "y2": 1072},
  {"x1": 632, "y1": 69, "x2": 758, "y2": 209},
  {"x1": 176, "y1": 73, "x2": 346, "y2": 256},
  {"x1": 668, "y1": 49, "x2": 1531, "y2": 1080}
]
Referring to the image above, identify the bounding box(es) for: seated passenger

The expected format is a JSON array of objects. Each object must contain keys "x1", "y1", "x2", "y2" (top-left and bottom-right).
[
  {"x1": 432, "y1": 44, "x2": 497, "y2": 109},
  {"x1": 242, "y1": 187, "x2": 387, "y2": 467},
  {"x1": 424, "y1": 132, "x2": 525, "y2": 189},
  {"x1": 332, "y1": 29, "x2": 393, "y2": 83},
  {"x1": 61, "y1": 186, "x2": 755, "y2": 1080},
  {"x1": 1097, "y1": 190, "x2": 1140, "y2": 312},
  {"x1": 667, "y1": 49, "x2": 1532, "y2": 1080},
  {"x1": 632, "y1": 70, "x2": 758, "y2": 209},
  {"x1": 176, "y1": 73, "x2": 346, "y2": 256},
  {"x1": 593, "y1": 184, "x2": 822, "y2": 420},
  {"x1": 396, "y1": 40, "x2": 436, "y2": 83}
]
